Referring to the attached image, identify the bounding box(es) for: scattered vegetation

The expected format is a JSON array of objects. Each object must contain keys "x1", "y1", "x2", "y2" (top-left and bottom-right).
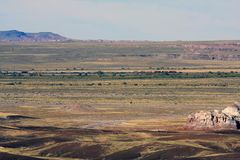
[{"x1": 0, "y1": 41, "x2": 240, "y2": 159}]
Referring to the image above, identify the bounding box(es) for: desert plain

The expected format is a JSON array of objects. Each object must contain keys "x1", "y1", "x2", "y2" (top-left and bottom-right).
[{"x1": 0, "y1": 41, "x2": 240, "y2": 159}]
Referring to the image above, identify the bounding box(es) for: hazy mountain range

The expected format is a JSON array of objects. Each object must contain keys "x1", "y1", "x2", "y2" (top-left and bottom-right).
[{"x1": 0, "y1": 30, "x2": 68, "y2": 42}]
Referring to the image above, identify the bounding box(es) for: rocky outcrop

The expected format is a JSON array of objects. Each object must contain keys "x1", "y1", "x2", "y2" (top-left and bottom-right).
[{"x1": 185, "y1": 102, "x2": 240, "y2": 130}]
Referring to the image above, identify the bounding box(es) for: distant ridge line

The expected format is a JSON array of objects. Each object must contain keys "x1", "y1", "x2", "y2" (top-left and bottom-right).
[{"x1": 0, "y1": 30, "x2": 69, "y2": 42}]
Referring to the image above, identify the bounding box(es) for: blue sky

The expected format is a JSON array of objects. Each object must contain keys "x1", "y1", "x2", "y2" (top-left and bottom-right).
[{"x1": 0, "y1": 0, "x2": 240, "y2": 40}]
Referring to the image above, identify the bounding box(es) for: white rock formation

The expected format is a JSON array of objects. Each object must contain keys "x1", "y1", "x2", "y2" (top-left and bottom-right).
[
  {"x1": 186, "y1": 102, "x2": 240, "y2": 130},
  {"x1": 222, "y1": 102, "x2": 240, "y2": 118}
]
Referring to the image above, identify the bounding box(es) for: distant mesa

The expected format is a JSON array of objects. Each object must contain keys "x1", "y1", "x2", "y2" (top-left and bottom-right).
[
  {"x1": 0, "y1": 30, "x2": 68, "y2": 42},
  {"x1": 185, "y1": 102, "x2": 240, "y2": 130}
]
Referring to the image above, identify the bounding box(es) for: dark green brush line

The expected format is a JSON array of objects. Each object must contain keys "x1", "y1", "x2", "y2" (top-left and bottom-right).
[{"x1": 0, "y1": 72, "x2": 240, "y2": 81}]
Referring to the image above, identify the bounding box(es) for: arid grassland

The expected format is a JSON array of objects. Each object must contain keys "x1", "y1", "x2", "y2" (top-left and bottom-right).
[
  {"x1": 0, "y1": 41, "x2": 240, "y2": 159},
  {"x1": 0, "y1": 41, "x2": 240, "y2": 71}
]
